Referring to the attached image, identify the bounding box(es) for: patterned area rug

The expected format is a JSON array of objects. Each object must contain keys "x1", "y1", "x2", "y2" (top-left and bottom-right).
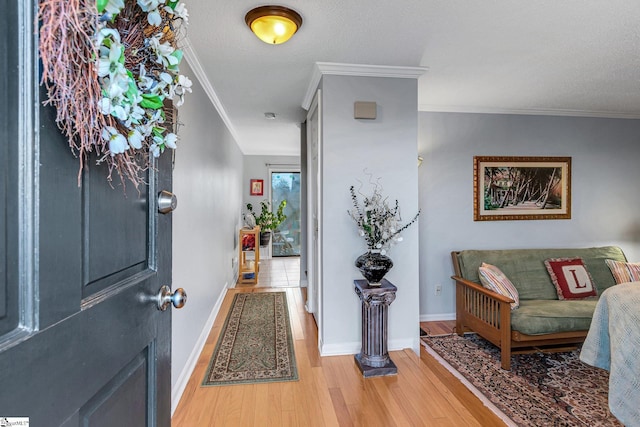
[
  {"x1": 202, "y1": 292, "x2": 298, "y2": 386},
  {"x1": 421, "y1": 334, "x2": 621, "y2": 427}
]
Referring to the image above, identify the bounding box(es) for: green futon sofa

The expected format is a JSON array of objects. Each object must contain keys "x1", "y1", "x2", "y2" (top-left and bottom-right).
[{"x1": 451, "y1": 246, "x2": 626, "y2": 370}]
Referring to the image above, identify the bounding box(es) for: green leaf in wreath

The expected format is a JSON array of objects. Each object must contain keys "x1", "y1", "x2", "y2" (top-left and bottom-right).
[
  {"x1": 125, "y1": 79, "x2": 139, "y2": 102},
  {"x1": 119, "y1": 46, "x2": 125, "y2": 64},
  {"x1": 152, "y1": 126, "x2": 165, "y2": 137},
  {"x1": 167, "y1": 50, "x2": 183, "y2": 71},
  {"x1": 140, "y1": 93, "x2": 164, "y2": 110},
  {"x1": 97, "y1": 0, "x2": 109, "y2": 13},
  {"x1": 166, "y1": 0, "x2": 179, "y2": 10}
]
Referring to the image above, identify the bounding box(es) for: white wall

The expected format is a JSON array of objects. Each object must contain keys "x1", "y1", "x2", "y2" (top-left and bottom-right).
[
  {"x1": 320, "y1": 75, "x2": 421, "y2": 354},
  {"x1": 171, "y1": 60, "x2": 244, "y2": 410},
  {"x1": 418, "y1": 112, "x2": 640, "y2": 319}
]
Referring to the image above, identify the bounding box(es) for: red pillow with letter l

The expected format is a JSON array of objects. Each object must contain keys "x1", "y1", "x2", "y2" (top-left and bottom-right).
[{"x1": 544, "y1": 258, "x2": 598, "y2": 300}]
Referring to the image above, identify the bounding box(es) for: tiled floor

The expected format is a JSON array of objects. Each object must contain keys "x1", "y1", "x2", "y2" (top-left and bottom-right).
[{"x1": 237, "y1": 256, "x2": 300, "y2": 288}]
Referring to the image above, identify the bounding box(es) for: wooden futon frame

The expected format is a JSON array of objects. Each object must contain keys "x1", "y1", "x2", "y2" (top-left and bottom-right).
[{"x1": 450, "y1": 251, "x2": 589, "y2": 370}]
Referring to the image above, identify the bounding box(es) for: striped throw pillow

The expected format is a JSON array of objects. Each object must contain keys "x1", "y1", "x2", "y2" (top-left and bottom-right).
[
  {"x1": 605, "y1": 259, "x2": 640, "y2": 284},
  {"x1": 478, "y1": 263, "x2": 520, "y2": 310}
]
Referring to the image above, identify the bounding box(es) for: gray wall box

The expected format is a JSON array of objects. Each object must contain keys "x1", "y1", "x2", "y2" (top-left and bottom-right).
[{"x1": 354, "y1": 101, "x2": 377, "y2": 119}]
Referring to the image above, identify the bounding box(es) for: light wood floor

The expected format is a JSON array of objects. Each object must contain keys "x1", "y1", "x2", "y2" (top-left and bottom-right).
[{"x1": 173, "y1": 268, "x2": 504, "y2": 426}]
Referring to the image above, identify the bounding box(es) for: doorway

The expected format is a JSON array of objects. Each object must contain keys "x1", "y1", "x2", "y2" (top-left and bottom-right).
[
  {"x1": 270, "y1": 170, "x2": 301, "y2": 257},
  {"x1": 305, "y1": 89, "x2": 322, "y2": 331}
]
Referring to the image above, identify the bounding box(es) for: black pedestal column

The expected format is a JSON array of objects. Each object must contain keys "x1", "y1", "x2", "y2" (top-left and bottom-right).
[{"x1": 353, "y1": 279, "x2": 398, "y2": 377}]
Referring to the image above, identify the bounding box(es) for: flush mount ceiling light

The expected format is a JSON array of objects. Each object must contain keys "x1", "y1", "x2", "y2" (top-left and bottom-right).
[{"x1": 245, "y1": 5, "x2": 303, "y2": 45}]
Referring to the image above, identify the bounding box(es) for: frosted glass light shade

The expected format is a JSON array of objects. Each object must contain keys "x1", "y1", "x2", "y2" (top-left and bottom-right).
[{"x1": 245, "y1": 6, "x2": 302, "y2": 45}]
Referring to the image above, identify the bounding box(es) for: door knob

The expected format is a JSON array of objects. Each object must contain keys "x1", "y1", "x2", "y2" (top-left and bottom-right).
[
  {"x1": 156, "y1": 285, "x2": 187, "y2": 311},
  {"x1": 158, "y1": 190, "x2": 177, "y2": 214}
]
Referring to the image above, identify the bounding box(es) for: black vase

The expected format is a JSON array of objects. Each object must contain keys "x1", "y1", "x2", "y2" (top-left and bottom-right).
[
  {"x1": 259, "y1": 231, "x2": 272, "y2": 246},
  {"x1": 355, "y1": 251, "x2": 393, "y2": 286}
]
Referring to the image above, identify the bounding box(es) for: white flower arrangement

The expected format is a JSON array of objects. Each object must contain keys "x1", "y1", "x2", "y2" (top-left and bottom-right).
[{"x1": 348, "y1": 178, "x2": 420, "y2": 255}]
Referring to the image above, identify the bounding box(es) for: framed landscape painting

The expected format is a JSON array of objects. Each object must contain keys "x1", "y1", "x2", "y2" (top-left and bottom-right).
[{"x1": 474, "y1": 156, "x2": 571, "y2": 221}]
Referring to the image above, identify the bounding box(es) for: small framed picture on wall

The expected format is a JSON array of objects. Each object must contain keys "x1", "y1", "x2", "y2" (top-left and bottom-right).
[{"x1": 250, "y1": 179, "x2": 264, "y2": 196}]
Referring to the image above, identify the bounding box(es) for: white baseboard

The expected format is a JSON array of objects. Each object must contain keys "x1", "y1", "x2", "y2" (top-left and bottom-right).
[
  {"x1": 171, "y1": 282, "x2": 228, "y2": 415},
  {"x1": 319, "y1": 337, "x2": 418, "y2": 356},
  {"x1": 389, "y1": 337, "x2": 418, "y2": 353},
  {"x1": 320, "y1": 341, "x2": 360, "y2": 356},
  {"x1": 420, "y1": 312, "x2": 456, "y2": 322}
]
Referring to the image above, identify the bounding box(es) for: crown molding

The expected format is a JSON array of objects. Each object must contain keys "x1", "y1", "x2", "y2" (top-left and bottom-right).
[
  {"x1": 418, "y1": 104, "x2": 640, "y2": 120},
  {"x1": 316, "y1": 62, "x2": 428, "y2": 79},
  {"x1": 182, "y1": 38, "x2": 244, "y2": 151},
  {"x1": 302, "y1": 62, "x2": 428, "y2": 110},
  {"x1": 301, "y1": 65, "x2": 323, "y2": 111}
]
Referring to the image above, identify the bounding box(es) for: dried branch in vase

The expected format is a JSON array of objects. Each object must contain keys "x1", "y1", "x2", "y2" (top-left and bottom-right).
[{"x1": 348, "y1": 174, "x2": 420, "y2": 255}]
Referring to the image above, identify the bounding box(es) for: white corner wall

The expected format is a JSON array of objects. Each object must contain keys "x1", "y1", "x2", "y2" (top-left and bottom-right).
[
  {"x1": 418, "y1": 112, "x2": 640, "y2": 319},
  {"x1": 320, "y1": 75, "x2": 421, "y2": 354},
  {"x1": 170, "y1": 60, "x2": 244, "y2": 411}
]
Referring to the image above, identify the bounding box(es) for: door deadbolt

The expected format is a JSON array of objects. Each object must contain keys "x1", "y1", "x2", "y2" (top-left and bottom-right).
[{"x1": 158, "y1": 190, "x2": 177, "y2": 214}]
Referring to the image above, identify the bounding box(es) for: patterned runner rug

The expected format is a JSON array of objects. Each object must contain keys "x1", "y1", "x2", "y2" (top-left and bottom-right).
[
  {"x1": 202, "y1": 292, "x2": 298, "y2": 386},
  {"x1": 421, "y1": 334, "x2": 621, "y2": 427}
]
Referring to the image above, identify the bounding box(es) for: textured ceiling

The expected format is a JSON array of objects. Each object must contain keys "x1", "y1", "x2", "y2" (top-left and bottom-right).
[{"x1": 185, "y1": 0, "x2": 640, "y2": 156}]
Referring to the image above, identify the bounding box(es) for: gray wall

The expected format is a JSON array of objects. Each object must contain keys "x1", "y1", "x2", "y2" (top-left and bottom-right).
[
  {"x1": 320, "y1": 75, "x2": 421, "y2": 353},
  {"x1": 171, "y1": 61, "x2": 244, "y2": 407},
  {"x1": 418, "y1": 112, "x2": 640, "y2": 319}
]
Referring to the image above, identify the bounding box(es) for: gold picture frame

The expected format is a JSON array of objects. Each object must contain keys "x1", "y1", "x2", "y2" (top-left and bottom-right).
[{"x1": 474, "y1": 156, "x2": 571, "y2": 221}]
